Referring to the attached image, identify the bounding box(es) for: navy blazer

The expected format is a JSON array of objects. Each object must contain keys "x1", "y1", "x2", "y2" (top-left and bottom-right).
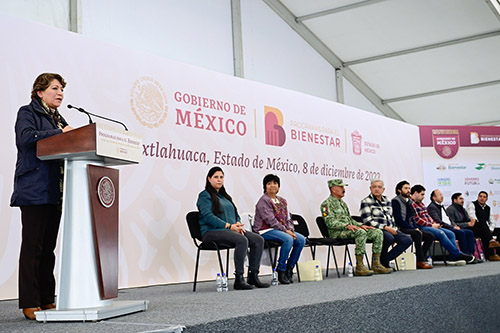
[
  {"x1": 10, "y1": 99, "x2": 67, "y2": 206},
  {"x1": 427, "y1": 201, "x2": 456, "y2": 229}
]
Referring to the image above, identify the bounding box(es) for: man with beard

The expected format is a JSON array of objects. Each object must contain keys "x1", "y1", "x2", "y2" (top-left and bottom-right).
[{"x1": 391, "y1": 180, "x2": 433, "y2": 269}]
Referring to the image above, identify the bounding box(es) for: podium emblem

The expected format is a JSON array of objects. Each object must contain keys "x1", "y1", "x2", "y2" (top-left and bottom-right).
[{"x1": 97, "y1": 176, "x2": 116, "y2": 208}]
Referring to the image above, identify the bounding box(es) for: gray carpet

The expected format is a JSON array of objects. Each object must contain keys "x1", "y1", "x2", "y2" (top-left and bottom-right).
[
  {"x1": 1, "y1": 262, "x2": 499, "y2": 332},
  {"x1": 185, "y1": 275, "x2": 500, "y2": 332}
]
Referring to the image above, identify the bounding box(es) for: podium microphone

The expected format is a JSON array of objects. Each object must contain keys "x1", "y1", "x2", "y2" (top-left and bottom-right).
[
  {"x1": 67, "y1": 104, "x2": 128, "y2": 131},
  {"x1": 68, "y1": 104, "x2": 92, "y2": 124}
]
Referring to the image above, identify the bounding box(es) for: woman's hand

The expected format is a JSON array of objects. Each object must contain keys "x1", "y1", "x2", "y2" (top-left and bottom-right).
[
  {"x1": 62, "y1": 125, "x2": 74, "y2": 133},
  {"x1": 285, "y1": 229, "x2": 297, "y2": 240},
  {"x1": 230, "y1": 222, "x2": 246, "y2": 235}
]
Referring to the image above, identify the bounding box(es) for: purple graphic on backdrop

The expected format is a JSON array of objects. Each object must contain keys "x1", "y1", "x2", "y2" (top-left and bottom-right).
[{"x1": 264, "y1": 106, "x2": 286, "y2": 146}]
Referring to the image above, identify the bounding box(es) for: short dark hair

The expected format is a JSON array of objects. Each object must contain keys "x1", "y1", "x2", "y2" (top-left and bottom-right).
[
  {"x1": 395, "y1": 180, "x2": 409, "y2": 195},
  {"x1": 430, "y1": 190, "x2": 437, "y2": 201},
  {"x1": 451, "y1": 192, "x2": 462, "y2": 202},
  {"x1": 478, "y1": 191, "x2": 488, "y2": 197},
  {"x1": 31, "y1": 73, "x2": 66, "y2": 100},
  {"x1": 263, "y1": 174, "x2": 280, "y2": 193},
  {"x1": 410, "y1": 184, "x2": 425, "y2": 195}
]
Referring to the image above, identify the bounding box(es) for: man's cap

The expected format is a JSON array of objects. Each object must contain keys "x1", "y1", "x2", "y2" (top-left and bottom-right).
[{"x1": 328, "y1": 179, "x2": 348, "y2": 188}]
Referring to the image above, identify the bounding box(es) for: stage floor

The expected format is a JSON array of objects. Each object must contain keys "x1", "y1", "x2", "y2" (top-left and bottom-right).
[{"x1": 1, "y1": 261, "x2": 499, "y2": 332}]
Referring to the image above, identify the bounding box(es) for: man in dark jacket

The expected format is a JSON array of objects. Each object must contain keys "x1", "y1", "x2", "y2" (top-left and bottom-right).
[
  {"x1": 428, "y1": 190, "x2": 480, "y2": 263},
  {"x1": 391, "y1": 180, "x2": 433, "y2": 268}
]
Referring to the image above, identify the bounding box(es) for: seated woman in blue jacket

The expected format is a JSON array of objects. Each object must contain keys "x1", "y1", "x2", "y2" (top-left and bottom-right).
[
  {"x1": 253, "y1": 174, "x2": 305, "y2": 284},
  {"x1": 196, "y1": 166, "x2": 269, "y2": 289}
]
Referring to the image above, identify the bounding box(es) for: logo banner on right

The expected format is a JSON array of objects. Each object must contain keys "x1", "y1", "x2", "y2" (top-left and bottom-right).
[{"x1": 420, "y1": 126, "x2": 500, "y2": 228}]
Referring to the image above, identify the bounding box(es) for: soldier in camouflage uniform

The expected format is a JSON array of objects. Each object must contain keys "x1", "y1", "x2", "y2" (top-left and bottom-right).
[{"x1": 320, "y1": 179, "x2": 392, "y2": 276}]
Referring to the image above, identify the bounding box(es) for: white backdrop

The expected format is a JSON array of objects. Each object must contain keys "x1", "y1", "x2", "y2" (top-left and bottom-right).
[{"x1": 0, "y1": 14, "x2": 423, "y2": 300}]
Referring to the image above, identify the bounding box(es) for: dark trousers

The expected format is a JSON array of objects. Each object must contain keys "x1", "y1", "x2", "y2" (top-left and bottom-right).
[
  {"x1": 19, "y1": 205, "x2": 61, "y2": 309},
  {"x1": 493, "y1": 228, "x2": 500, "y2": 239},
  {"x1": 469, "y1": 221, "x2": 494, "y2": 256},
  {"x1": 449, "y1": 227, "x2": 475, "y2": 255},
  {"x1": 203, "y1": 229, "x2": 264, "y2": 275},
  {"x1": 400, "y1": 228, "x2": 434, "y2": 262},
  {"x1": 380, "y1": 230, "x2": 412, "y2": 267}
]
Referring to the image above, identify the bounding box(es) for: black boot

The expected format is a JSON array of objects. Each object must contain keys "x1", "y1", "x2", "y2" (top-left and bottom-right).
[
  {"x1": 234, "y1": 273, "x2": 253, "y2": 290},
  {"x1": 277, "y1": 269, "x2": 290, "y2": 284},
  {"x1": 247, "y1": 271, "x2": 271, "y2": 288},
  {"x1": 285, "y1": 266, "x2": 294, "y2": 284}
]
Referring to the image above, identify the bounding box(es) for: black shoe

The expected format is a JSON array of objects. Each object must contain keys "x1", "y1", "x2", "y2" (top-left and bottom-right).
[
  {"x1": 277, "y1": 269, "x2": 290, "y2": 284},
  {"x1": 458, "y1": 253, "x2": 475, "y2": 264},
  {"x1": 285, "y1": 266, "x2": 294, "y2": 283},
  {"x1": 234, "y1": 273, "x2": 254, "y2": 290},
  {"x1": 247, "y1": 271, "x2": 270, "y2": 288}
]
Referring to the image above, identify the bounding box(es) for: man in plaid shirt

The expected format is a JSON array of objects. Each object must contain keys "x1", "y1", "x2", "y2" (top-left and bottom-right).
[
  {"x1": 360, "y1": 180, "x2": 412, "y2": 268},
  {"x1": 410, "y1": 184, "x2": 474, "y2": 265}
]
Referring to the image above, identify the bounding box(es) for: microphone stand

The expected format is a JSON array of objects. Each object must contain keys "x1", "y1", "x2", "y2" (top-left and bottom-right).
[{"x1": 67, "y1": 105, "x2": 128, "y2": 131}]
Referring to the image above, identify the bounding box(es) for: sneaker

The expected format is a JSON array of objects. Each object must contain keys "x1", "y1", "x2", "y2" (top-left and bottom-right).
[
  {"x1": 447, "y1": 260, "x2": 466, "y2": 266},
  {"x1": 457, "y1": 253, "x2": 475, "y2": 264},
  {"x1": 473, "y1": 258, "x2": 483, "y2": 264},
  {"x1": 467, "y1": 258, "x2": 477, "y2": 264}
]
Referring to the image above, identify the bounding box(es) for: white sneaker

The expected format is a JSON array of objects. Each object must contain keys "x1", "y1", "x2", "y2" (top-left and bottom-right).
[{"x1": 448, "y1": 260, "x2": 466, "y2": 266}]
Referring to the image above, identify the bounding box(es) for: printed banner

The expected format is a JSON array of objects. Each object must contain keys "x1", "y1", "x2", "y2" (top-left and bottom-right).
[
  {"x1": 0, "y1": 14, "x2": 423, "y2": 300},
  {"x1": 420, "y1": 126, "x2": 500, "y2": 228}
]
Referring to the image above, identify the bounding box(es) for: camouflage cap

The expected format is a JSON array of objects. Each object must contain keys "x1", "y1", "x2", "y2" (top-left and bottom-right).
[{"x1": 328, "y1": 179, "x2": 348, "y2": 188}]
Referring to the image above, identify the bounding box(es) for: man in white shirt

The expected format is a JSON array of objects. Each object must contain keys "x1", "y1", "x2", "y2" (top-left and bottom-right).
[{"x1": 466, "y1": 191, "x2": 500, "y2": 261}]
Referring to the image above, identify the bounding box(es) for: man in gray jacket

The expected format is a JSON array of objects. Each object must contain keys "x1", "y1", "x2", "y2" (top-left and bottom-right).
[{"x1": 428, "y1": 190, "x2": 479, "y2": 262}]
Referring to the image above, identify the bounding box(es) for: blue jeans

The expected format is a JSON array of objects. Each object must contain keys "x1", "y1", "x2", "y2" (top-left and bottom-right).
[
  {"x1": 262, "y1": 230, "x2": 305, "y2": 271},
  {"x1": 420, "y1": 226, "x2": 461, "y2": 259}
]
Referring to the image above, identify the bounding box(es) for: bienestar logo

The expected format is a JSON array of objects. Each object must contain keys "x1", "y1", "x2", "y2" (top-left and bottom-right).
[{"x1": 264, "y1": 106, "x2": 286, "y2": 146}]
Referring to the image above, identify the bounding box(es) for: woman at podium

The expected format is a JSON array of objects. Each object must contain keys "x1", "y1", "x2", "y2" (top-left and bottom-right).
[
  {"x1": 197, "y1": 166, "x2": 270, "y2": 290},
  {"x1": 10, "y1": 73, "x2": 73, "y2": 319}
]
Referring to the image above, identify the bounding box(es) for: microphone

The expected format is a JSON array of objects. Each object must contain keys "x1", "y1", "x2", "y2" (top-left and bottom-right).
[
  {"x1": 68, "y1": 104, "x2": 92, "y2": 124},
  {"x1": 67, "y1": 104, "x2": 128, "y2": 131}
]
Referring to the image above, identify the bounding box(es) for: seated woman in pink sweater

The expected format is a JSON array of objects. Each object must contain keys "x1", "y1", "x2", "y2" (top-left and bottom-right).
[{"x1": 253, "y1": 174, "x2": 305, "y2": 284}]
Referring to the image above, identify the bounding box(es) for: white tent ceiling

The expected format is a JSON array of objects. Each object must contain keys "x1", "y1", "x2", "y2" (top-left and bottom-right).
[{"x1": 264, "y1": 0, "x2": 500, "y2": 126}]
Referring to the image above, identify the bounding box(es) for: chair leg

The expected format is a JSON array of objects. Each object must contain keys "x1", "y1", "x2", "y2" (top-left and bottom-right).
[
  {"x1": 193, "y1": 249, "x2": 201, "y2": 292},
  {"x1": 273, "y1": 246, "x2": 279, "y2": 270},
  {"x1": 226, "y1": 249, "x2": 231, "y2": 276},
  {"x1": 330, "y1": 246, "x2": 340, "y2": 278},
  {"x1": 365, "y1": 253, "x2": 371, "y2": 270},
  {"x1": 296, "y1": 264, "x2": 301, "y2": 283},
  {"x1": 310, "y1": 245, "x2": 316, "y2": 260},
  {"x1": 216, "y1": 248, "x2": 225, "y2": 275},
  {"x1": 325, "y1": 246, "x2": 331, "y2": 277},
  {"x1": 439, "y1": 243, "x2": 448, "y2": 266},
  {"x1": 343, "y1": 246, "x2": 348, "y2": 275},
  {"x1": 344, "y1": 246, "x2": 353, "y2": 275},
  {"x1": 267, "y1": 245, "x2": 275, "y2": 270}
]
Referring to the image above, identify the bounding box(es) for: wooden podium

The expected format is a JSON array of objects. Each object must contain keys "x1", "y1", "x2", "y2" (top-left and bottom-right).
[{"x1": 34, "y1": 123, "x2": 148, "y2": 322}]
